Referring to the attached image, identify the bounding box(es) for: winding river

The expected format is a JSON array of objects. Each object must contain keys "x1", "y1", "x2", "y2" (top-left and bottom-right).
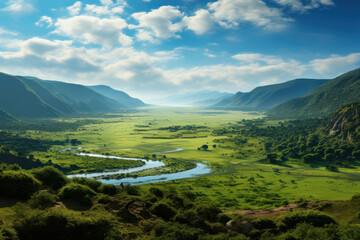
[{"x1": 66, "y1": 149, "x2": 211, "y2": 186}]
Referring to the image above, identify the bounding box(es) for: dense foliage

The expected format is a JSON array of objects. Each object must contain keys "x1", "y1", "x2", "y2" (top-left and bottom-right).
[{"x1": 1, "y1": 164, "x2": 360, "y2": 239}]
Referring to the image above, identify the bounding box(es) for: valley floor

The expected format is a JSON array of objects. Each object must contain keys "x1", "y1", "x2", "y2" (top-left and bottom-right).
[{"x1": 3, "y1": 107, "x2": 360, "y2": 210}]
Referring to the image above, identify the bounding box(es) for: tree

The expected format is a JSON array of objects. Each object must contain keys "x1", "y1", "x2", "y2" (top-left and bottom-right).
[
  {"x1": 267, "y1": 154, "x2": 278, "y2": 163},
  {"x1": 201, "y1": 145, "x2": 209, "y2": 151}
]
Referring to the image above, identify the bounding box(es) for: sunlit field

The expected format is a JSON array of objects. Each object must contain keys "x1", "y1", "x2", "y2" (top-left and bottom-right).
[{"x1": 13, "y1": 107, "x2": 360, "y2": 210}]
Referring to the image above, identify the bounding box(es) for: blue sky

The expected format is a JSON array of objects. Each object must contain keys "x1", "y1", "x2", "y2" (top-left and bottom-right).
[{"x1": 0, "y1": 0, "x2": 359, "y2": 100}]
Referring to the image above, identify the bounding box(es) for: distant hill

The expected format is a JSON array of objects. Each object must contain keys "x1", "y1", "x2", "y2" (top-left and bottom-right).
[
  {"x1": 89, "y1": 85, "x2": 146, "y2": 108},
  {"x1": 24, "y1": 78, "x2": 124, "y2": 113},
  {"x1": 0, "y1": 72, "x2": 147, "y2": 118},
  {"x1": 213, "y1": 79, "x2": 328, "y2": 110},
  {"x1": 271, "y1": 68, "x2": 360, "y2": 118},
  {"x1": 0, "y1": 108, "x2": 14, "y2": 123},
  {"x1": 151, "y1": 90, "x2": 232, "y2": 106},
  {"x1": 0, "y1": 73, "x2": 59, "y2": 118}
]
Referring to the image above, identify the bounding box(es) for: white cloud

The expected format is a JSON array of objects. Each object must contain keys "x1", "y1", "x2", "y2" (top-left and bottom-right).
[
  {"x1": 67, "y1": 1, "x2": 82, "y2": 16},
  {"x1": 208, "y1": 0, "x2": 292, "y2": 30},
  {"x1": 232, "y1": 53, "x2": 284, "y2": 64},
  {"x1": 132, "y1": 6, "x2": 184, "y2": 41},
  {"x1": 20, "y1": 37, "x2": 72, "y2": 55},
  {"x1": 54, "y1": 15, "x2": 132, "y2": 48},
  {"x1": 310, "y1": 53, "x2": 360, "y2": 76},
  {"x1": 1, "y1": 0, "x2": 34, "y2": 13},
  {"x1": 35, "y1": 16, "x2": 53, "y2": 28},
  {"x1": 84, "y1": 0, "x2": 126, "y2": 16},
  {"x1": 274, "y1": 0, "x2": 334, "y2": 12},
  {"x1": 0, "y1": 27, "x2": 17, "y2": 36},
  {"x1": 182, "y1": 9, "x2": 215, "y2": 35},
  {"x1": 0, "y1": 38, "x2": 101, "y2": 79}
]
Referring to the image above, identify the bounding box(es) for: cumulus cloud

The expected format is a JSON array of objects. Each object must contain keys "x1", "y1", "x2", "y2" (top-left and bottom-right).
[
  {"x1": 84, "y1": 0, "x2": 126, "y2": 16},
  {"x1": 35, "y1": 16, "x2": 53, "y2": 28},
  {"x1": 232, "y1": 53, "x2": 284, "y2": 64},
  {"x1": 208, "y1": 0, "x2": 292, "y2": 30},
  {"x1": 0, "y1": 27, "x2": 17, "y2": 36},
  {"x1": 67, "y1": 1, "x2": 82, "y2": 16},
  {"x1": 20, "y1": 37, "x2": 72, "y2": 55},
  {"x1": 182, "y1": 9, "x2": 215, "y2": 35},
  {"x1": 54, "y1": 15, "x2": 132, "y2": 48},
  {"x1": 310, "y1": 53, "x2": 360, "y2": 76},
  {"x1": 0, "y1": 38, "x2": 100, "y2": 80},
  {"x1": 132, "y1": 6, "x2": 184, "y2": 41},
  {"x1": 274, "y1": 0, "x2": 334, "y2": 12},
  {"x1": 1, "y1": 0, "x2": 34, "y2": 13}
]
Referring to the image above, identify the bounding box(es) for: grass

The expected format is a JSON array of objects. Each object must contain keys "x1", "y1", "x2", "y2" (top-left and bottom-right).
[{"x1": 7, "y1": 107, "x2": 360, "y2": 210}]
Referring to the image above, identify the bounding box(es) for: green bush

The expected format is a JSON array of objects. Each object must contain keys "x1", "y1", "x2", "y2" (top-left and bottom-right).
[
  {"x1": 71, "y1": 177, "x2": 101, "y2": 192},
  {"x1": 27, "y1": 191, "x2": 58, "y2": 209},
  {"x1": 150, "y1": 219, "x2": 200, "y2": 240},
  {"x1": 195, "y1": 203, "x2": 221, "y2": 222},
  {"x1": 149, "y1": 187, "x2": 164, "y2": 198},
  {"x1": 254, "y1": 218, "x2": 276, "y2": 230},
  {"x1": 31, "y1": 167, "x2": 68, "y2": 190},
  {"x1": 58, "y1": 183, "x2": 97, "y2": 206},
  {"x1": 13, "y1": 208, "x2": 114, "y2": 240},
  {"x1": 218, "y1": 213, "x2": 232, "y2": 225},
  {"x1": 278, "y1": 211, "x2": 336, "y2": 231},
  {"x1": 0, "y1": 227, "x2": 18, "y2": 240},
  {"x1": 279, "y1": 223, "x2": 338, "y2": 240},
  {"x1": 150, "y1": 202, "x2": 177, "y2": 221},
  {"x1": 98, "y1": 184, "x2": 119, "y2": 196},
  {"x1": 0, "y1": 170, "x2": 41, "y2": 199},
  {"x1": 124, "y1": 186, "x2": 141, "y2": 196}
]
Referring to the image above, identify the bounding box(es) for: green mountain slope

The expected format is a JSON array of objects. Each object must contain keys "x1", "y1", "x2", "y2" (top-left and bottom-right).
[
  {"x1": 33, "y1": 79, "x2": 125, "y2": 112},
  {"x1": 19, "y1": 77, "x2": 75, "y2": 114},
  {"x1": 89, "y1": 85, "x2": 146, "y2": 108},
  {"x1": 271, "y1": 68, "x2": 360, "y2": 118},
  {"x1": 0, "y1": 108, "x2": 14, "y2": 123},
  {"x1": 326, "y1": 101, "x2": 360, "y2": 143},
  {"x1": 0, "y1": 73, "x2": 59, "y2": 118},
  {"x1": 213, "y1": 79, "x2": 328, "y2": 110}
]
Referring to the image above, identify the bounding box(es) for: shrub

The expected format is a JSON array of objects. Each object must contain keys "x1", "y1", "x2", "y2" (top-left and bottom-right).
[
  {"x1": 71, "y1": 177, "x2": 101, "y2": 192},
  {"x1": 27, "y1": 191, "x2": 58, "y2": 209},
  {"x1": 0, "y1": 227, "x2": 17, "y2": 240},
  {"x1": 13, "y1": 208, "x2": 114, "y2": 240},
  {"x1": 278, "y1": 211, "x2": 336, "y2": 231},
  {"x1": 150, "y1": 202, "x2": 177, "y2": 221},
  {"x1": 195, "y1": 203, "x2": 221, "y2": 222},
  {"x1": 150, "y1": 219, "x2": 200, "y2": 240},
  {"x1": 98, "y1": 184, "x2": 119, "y2": 196},
  {"x1": 0, "y1": 170, "x2": 41, "y2": 199},
  {"x1": 149, "y1": 187, "x2": 164, "y2": 198},
  {"x1": 279, "y1": 223, "x2": 338, "y2": 240},
  {"x1": 254, "y1": 218, "x2": 276, "y2": 230},
  {"x1": 31, "y1": 167, "x2": 68, "y2": 190},
  {"x1": 58, "y1": 183, "x2": 97, "y2": 206},
  {"x1": 326, "y1": 165, "x2": 339, "y2": 172},
  {"x1": 218, "y1": 213, "x2": 232, "y2": 225},
  {"x1": 124, "y1": 186, "x2": 141, "y2": 196}
]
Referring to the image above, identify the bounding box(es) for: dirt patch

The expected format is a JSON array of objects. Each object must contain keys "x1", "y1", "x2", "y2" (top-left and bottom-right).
[{"x1": 223, "y1": 200, "x2": 345, "y2": 218}]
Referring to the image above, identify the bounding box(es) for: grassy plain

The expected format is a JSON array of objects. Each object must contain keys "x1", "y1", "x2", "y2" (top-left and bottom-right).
[{"x1": 12, "y1": 107, "x2": 360, "y2": 210}]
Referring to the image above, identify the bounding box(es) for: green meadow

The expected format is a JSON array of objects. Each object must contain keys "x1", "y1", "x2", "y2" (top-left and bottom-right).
[{"x1": 14, "y1": 107, "x2": 360, "y2": 210}]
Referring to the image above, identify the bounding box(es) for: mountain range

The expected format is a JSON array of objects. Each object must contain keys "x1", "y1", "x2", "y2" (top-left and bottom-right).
[
  {"x1": 271, "y1": 68, "x2": 360, "y2": 118},
  {"x1": 212, "y1": 78, "x2": 328, "y2": 110},
  {"x1": 0, "y1": 73, "x2": 146, "y2": 118}
]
